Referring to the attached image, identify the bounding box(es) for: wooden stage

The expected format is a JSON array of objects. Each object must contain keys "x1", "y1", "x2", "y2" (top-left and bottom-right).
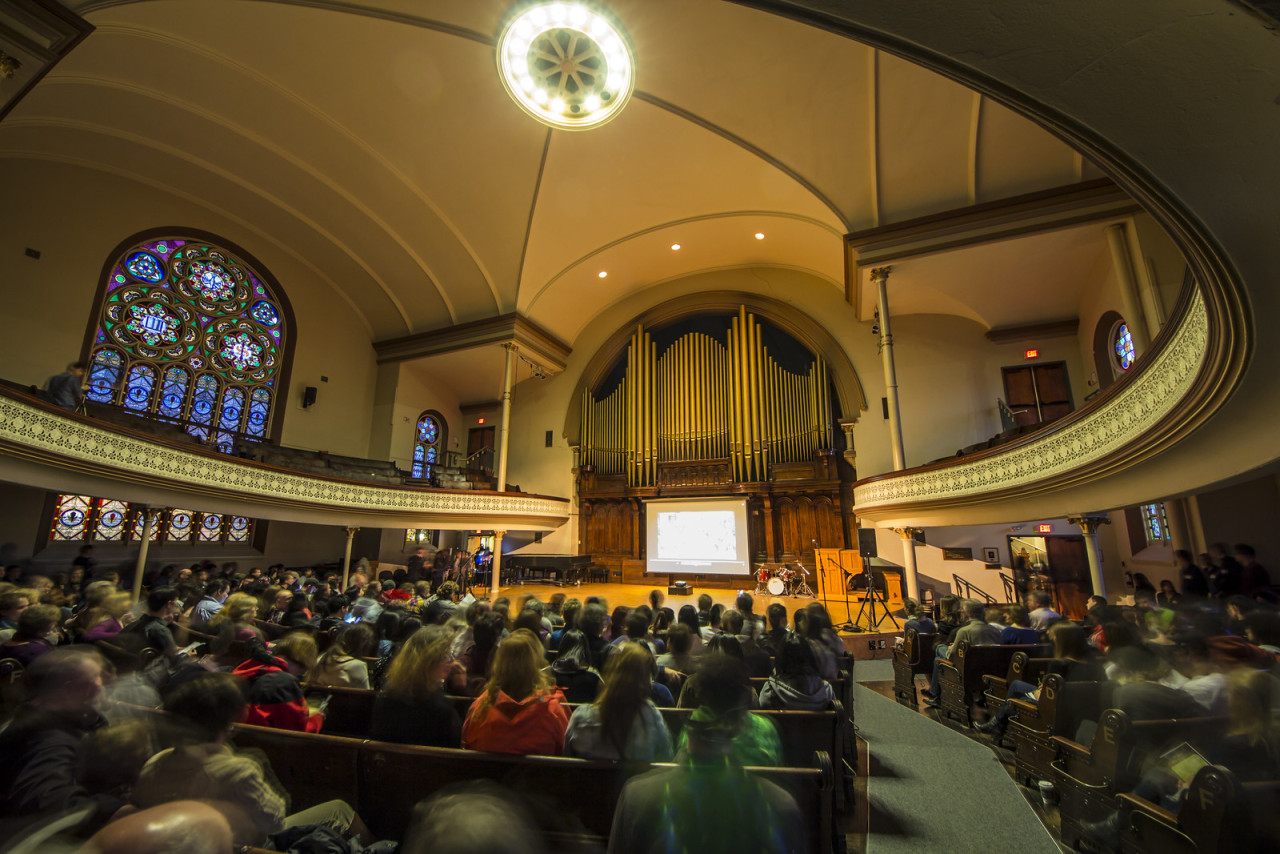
[{"x1": 490, "y1": 580, "x2": 904, "y2": 659}]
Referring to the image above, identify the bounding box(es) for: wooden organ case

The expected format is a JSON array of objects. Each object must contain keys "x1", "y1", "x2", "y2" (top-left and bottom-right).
[{"x1": 575, "y1": 307, "x2": 856, "y2": 587}]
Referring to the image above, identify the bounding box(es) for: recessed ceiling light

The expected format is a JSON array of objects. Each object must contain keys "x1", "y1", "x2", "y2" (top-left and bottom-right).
[
  {"x1": 496, "y1": 3, "x2": 636, "y2": 131},
  {"x1": 598, "y1": 271, "x2": 608, "y2": 278},
  {"x1": 754, "y1": 232, "x2": 765, "y2": 240},
  {"x1": 671, "y1": 243, "x2": 681, "y2": 250}
]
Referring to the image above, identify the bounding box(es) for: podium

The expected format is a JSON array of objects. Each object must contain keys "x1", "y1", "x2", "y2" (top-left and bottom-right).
[{"x1": 815, "y1": 548, "x2": 906, "y2": 627}]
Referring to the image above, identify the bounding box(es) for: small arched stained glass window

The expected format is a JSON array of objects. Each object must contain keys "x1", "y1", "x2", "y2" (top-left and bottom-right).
[
  {"x1": 411, "y1": 412, "x2": 446, "y2": 480},
  {"x1": 1113, "y1": 322, "x2": 1135, "y2": 371}
]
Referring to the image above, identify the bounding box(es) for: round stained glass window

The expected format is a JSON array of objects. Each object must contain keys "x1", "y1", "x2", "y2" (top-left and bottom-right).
[
  {"x1": 419, "y1": 417, "x2": 439, "y2": 442},
  {"x1": 1112, "y1": 321, "x2": 1135, "y2": 371},
  {"x1": 171, "y1": 512, "x2": 192, "y2": 530},
  {"x1": 126, "y1": 251, "x2": 165, "y2": 283},
  {"x1": 60, "y1": 508, "x2": 85, "y2": 527},
  {"x1": 99, "y1": 509, "x2": 124, "y2": 529},
  {"x1": 188, "y1": 261, "x2": 237, "y2": 301},
  {"x1": 250, "y1": 300, "x2": 279, "y2": 327},
  {"x1": 202, "y1": 515, "x2": 222, "y2": 531}
]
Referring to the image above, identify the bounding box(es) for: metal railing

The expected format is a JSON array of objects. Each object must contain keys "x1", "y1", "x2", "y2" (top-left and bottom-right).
[
  {"x1": 952, "y1": 574, "x2": 998, "y2": 605},
  {"x1": 1000, "y1": 572, "x2": 1017, "y2": 603}
]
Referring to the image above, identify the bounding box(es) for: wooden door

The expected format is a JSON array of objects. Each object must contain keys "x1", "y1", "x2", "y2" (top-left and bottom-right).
[
  {"x1": 466, "y1": 426, "x2": 495, "y2": 473},
  {"x1": 1002, "y1": 362, "x2": 1073, "y2": 427},
  {"x1": 1045, "y1": 535, "x2": 1091, "y2": 619}
]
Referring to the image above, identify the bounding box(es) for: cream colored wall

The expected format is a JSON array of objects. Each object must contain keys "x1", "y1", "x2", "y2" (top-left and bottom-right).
[
  {"x1": 0, "y1": 161, "x2": 377, "y2": 458},
  {"x1": 382, "y1": 362, "x2": 465, "y2": 472}
]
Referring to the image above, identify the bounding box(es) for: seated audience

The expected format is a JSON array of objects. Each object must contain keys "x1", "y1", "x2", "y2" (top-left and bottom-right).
[
  {"x1": 902, "y1": 598, "x2": 936, "y2": 636},
  {"x1": 1026, "y1": 591, "x2": 1062, "y2": 630},
  {"x1": 0, "y1": 648, "x2": 124, "y2": 830},
  {"x1": 121, "y1": 586, "x2": 183, "y2": 661},
  {"x1": 566, "y1": 642, "x2": 674, "y2": 761},
  {"x1": 676, "y1": 653, "x2": 782, "y2": 766},
  {"x1": 655, "y1": 622, "x2": 701, "y2": 676},
  {"x1": 804, "y1": 602, "x2": 844, "y2": 681},
  {"x1": 84, "y1": 591, "x2": 134, "y2": 642},
  {"x1": 135, "y1": 671, "x2": 370, "y2": 846},
  {"x1": 759, "y1": 634, "x2": 836, "y2": 711},
  {"x1": 78, "y1": 800, "x2": 234, "y2": 854},
  {"x1": 549, "y1": 627, "x2": 604, "y2": 703},
  {"x1": 233, "y1": 631, "x2": 323, "y2": 732},
  {"x1": 547, "y1": 597, "x2": 580, "y2": 651},
  {"x1": 0, "y1": 602, "x2": 60, "y2": 666},
  {"x1": 975, "y1": 621, "x2": 1103, "y2": 736},
  {"x1": 459, "y1": 611, "x2": 505, "y2": 694},
  {"x1": 371, "y1": 625, "x2": 463, "y2": 747},
  {"x1": 462, "y1": 628, "x2": 569, "y2": 755},
  {"x1": 402, "y1": 783, "x2": 546, "y2": 854},
  {"x1": 312, "y1": 622, "x2": 374, "y2": 689},
  {"x1": 723, "y1": 609, "x2": 772, "y2": 677},
  {"x1": 189, "y1": 578, "x2": 230, "y2": 632},
  {"x1": 1000, "y1": 605, "x2": 1040, "y2": 644}
]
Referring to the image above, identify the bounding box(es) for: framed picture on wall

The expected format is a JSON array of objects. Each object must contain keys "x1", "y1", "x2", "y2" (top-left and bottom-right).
[{"x1": 982, "y1": 546, "x2": 1000, "y2": 564}]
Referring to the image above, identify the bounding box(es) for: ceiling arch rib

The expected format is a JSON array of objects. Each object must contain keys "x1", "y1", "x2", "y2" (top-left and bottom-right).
[
  {"x1": 0, "y1": 114, "x2": 422, "y2": 334},
  {"x1": 0, "y1": 150, "x2": 377, "y2": 336},
  {"x1": 75, "y1": 22, "x2": 513, "y2": 321}
]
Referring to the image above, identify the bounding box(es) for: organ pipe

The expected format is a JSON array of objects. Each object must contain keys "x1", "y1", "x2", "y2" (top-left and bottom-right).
[{"x1": 580, "y1": 307, "x2": 835, "y2": 485}]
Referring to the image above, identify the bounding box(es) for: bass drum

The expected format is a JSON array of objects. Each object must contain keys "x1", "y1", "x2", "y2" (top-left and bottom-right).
[{"x1": 767, "y1": 576, "x2": 785, "y2": 596}]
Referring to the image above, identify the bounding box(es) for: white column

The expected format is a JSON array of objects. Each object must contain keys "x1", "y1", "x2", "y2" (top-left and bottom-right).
[
  {"x1": 872, "y1": 267, "x2": 906, "y2": 471},
  {"x1": 490, "y1": 530, "x2": 505, "y2": 601},
  {"x1": 894, "y1": 527, "x2": 921, "y2": 601},
  {"x1": 497, "y1": 342, "x2": 517, "y2": 491},
  {"x1": 1069, "y1": 514, "x2": 1111, "y2": 599},
  {"x1": 132, "y1": 507, "x2": 161, "y2": 602},
  {"x1": 341, "y1": 526, "x2": 358, "y2": 590}
]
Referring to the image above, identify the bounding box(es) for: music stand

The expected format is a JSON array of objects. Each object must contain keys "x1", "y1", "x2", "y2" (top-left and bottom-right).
[
  {"x1": 819, "y1": 551, "x2": 857, "y2": 632},
  {"x1": 852, "y1": 556, "x2": 901, "y2": 631}
]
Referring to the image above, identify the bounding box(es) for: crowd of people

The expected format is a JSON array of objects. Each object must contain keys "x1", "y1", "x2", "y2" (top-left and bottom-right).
[
  {"x1": 899, "y1": 544, "x2": 1279, "y2": 851},
  {"x1": 0, "y1": 557, "x2": 850, "y2": 852}
]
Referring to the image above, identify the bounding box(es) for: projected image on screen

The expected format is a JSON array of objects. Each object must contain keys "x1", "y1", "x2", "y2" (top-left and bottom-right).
[
  {"x1": 645, "y1": 498, "x2": 750, "y2": 575},
  {"x1": 657, "y1": 511, "x2": 736, "y2": 561}
]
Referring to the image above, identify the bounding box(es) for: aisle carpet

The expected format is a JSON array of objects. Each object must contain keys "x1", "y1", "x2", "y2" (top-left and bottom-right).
[{"x1": 851, "y1": 662, "x2": 1059, "y2": 854}]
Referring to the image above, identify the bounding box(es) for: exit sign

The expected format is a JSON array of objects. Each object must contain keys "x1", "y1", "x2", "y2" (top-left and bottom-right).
[
  {"x1": 1025, "y1": 348, "x2": 1039, "y2": 359},
  {"x1": 1038, "y1": 523, "x2": 1053, "y2": 534}
]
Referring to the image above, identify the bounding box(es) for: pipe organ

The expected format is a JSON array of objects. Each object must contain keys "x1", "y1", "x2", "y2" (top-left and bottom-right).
[{"x1": 580, "y1": 307, "x2": 833, "y2": 485}]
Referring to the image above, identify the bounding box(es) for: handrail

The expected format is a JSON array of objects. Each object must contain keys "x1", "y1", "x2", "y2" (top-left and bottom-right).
[
  {"x1": 464, "y1": 445, "x2": 495, "y2": 465},
  {"x1": 952, "y1": 574, "x2": 997, "y2": 606},
  {"x1": 1000, "y1": 572, "x2": 1017, "y2": 603}
]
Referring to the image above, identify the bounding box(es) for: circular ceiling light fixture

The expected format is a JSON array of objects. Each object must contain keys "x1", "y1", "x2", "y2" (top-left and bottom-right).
[{"x1": 497, "y1": 2, "x2": 635, "y2": 130}]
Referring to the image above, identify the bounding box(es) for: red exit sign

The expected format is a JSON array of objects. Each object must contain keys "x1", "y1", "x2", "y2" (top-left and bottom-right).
[
  {"x1": 1025, "y1": 348, "x2": 1039, "y2": 359},
  {"x1": 1038, "y1": 523, "x2": 1053, "y2": 534}
]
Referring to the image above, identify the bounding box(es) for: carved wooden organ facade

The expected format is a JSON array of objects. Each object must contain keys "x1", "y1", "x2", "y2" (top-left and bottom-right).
[{"x1": 575, "y1": 307, "x2": 855, "y2": 585}]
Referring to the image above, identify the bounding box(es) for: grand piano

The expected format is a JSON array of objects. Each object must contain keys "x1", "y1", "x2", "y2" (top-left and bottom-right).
[{"x1": 504, "y1": 554, "x2": 593, "y2": 586}]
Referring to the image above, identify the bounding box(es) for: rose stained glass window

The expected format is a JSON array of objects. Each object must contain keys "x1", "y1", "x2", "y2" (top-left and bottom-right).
[
  {"x1": 1113, "y1": 322, "x2": 1135, "y2": 371},
  {"x1": 411, "y1": 412, "x2": 446, "y2": 480},
  {"x1": 87, "y1": 233, "x2": 290, "y2": 449}
]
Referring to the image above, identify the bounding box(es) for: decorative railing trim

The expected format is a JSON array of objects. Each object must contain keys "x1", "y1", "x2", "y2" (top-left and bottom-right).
[{"x1": 853, "y1": 290, "x2": 1209, "y2": 512}]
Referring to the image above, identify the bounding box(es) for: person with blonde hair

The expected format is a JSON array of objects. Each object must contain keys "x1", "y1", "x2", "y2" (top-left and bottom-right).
[
  {"x1": 233, "y1": 632, "x2": 322, "y2": 732},
  {"x1": 371, "y1": 625, "x2": 463, "y2": 746},
  {"x1": 566, "y1": 642, "x2": 672, "y2": 761},
  {"x1": 84, "y1": 590, "x2": 134, "y2": 642},
  {"x1": 462, "y1": 628, "x2": 568, "y2": 755}
]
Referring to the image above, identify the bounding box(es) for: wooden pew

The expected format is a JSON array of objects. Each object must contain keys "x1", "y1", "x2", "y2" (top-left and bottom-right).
[
  {"x1": 231, "y1": 723, "x2": 835, "y2": 852},
  {"x1": 981, "y1": 651, "x2": 1051, "y2": 708},
  {"x1": 1050, "y1": 709, "x2": 1229, "y2": 849},
  {"x1": 936, "y1": 642, "x2": 1049, "y2": 726},
  {"x1": 1005, "y1": 674, "x2": 1101, "y2": 787},
  {"x1": 306, "y1": 684, "x2": 376, "y2": 738},
  {"x1": 1117, "y1": 766, "x2": 1279, "y2": 854},
  {"x1": 892, "y1": 629, "x2": 937, "y2": 709}
]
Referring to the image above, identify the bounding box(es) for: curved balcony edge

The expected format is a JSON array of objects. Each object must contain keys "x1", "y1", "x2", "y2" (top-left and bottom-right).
[
  {"x1": 853, "y1": 287, "x2": 1225, "y2": 526},
  {"x1": 0, "y1": 389, "x2": 570, "y2": 531}
]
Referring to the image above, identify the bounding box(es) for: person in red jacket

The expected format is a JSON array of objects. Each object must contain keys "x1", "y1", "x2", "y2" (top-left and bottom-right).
[
  {"x1": 233, "y1": 631, "x2": 323, "y2": 732},
  {"x1": 462, "y1": 628, "x2": 568, "y2": 755}
]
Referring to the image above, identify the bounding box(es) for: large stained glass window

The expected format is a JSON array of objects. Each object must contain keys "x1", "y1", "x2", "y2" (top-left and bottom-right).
[
  {"x1": 49, "y1": 494, "x2": 254, "y2": 547},
  {"x1": 411, "y1": 411, "x2": 446, "y2": 480},
  {"x1": 87, "y1": 234, "x2": 290, "y2": 452}
]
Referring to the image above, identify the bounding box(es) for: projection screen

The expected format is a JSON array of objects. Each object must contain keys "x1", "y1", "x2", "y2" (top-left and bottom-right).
[{"x1": 645, "y1": 497, "x2": 750, "y2": 576}]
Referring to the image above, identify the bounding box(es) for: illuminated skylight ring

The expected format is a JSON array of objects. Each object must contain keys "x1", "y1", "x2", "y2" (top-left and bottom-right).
[{"x1": 497, "y1": 2, "x2": 635, "y2": 130}]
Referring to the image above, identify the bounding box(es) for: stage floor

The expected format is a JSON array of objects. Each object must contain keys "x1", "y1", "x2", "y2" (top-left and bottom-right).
[{"x1": 490, "y1": 579, "x2": 905, "y2": 640}]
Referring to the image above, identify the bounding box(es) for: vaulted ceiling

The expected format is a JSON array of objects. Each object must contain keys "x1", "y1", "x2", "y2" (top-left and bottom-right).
[{"x1": 4, "y1": 0, "x2": 1107, "y2": 348}]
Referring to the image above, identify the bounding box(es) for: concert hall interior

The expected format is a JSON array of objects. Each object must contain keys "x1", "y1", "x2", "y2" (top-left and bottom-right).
[{"x1": 1, "y1": 1, "x2": 1279, "y2": 853}]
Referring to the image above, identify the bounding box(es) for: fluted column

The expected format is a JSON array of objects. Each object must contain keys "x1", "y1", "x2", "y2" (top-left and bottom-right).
[
  {"x1": 872, "y1": 267, "x2": 906, "y2": 471},
  {"x1": 342, "y1": 526, "x2": 359, "y2": 590},
  {"x1": 1068, "y1": 514, "x2": 1112, "y2": 599},
  {"x1": 893, "y1": 526, "x2": 922, "y2": 601}
]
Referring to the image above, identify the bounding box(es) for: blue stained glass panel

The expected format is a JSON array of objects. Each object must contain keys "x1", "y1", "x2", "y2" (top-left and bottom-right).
[
  {"x1": 122, "y1": 365, "x2": 156, "y2": 411},
  {"x1": 191, "y1": 375, "x2": 218, "y2": 426},
  {"x1": 87, "y1": 349, "x2": 123, "y2": 403},
  {"x1": 426, "y1": 447, "x2": 437, "y2": 462},
  {"x1": 95, "y1": 500, "x2": 127, "y2": 541},
  {"x1": 250, "y1": 300, "x2": 279, "y2": 327},
  {"x1": 168, "y1": 510, "x2": 193, "y2": 542},
  {"x1": 218, "y1": 386, "x2": 244, "y2": 434},
  {"x1": 1114, "y1": 323, "x2": 1135, "y2": 370},
  {"x1": 246, "y1": 388, "x2": 270, "y2": 438},
  {"x1": 51, "y1": 495, "x2": 91, "y2": 541},
  {"x1": 159, "y1": 367, "x2": 189, "y2": 419}
]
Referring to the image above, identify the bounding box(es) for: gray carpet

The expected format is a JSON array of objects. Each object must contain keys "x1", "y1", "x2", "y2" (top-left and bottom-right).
[{"x1": 853, "y1": 681, "x2": 1060, "y2": 854}]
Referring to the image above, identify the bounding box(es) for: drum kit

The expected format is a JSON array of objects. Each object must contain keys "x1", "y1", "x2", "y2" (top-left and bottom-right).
[{"x1": 754, "y1": 562, "x2": 815, "y2": 598}]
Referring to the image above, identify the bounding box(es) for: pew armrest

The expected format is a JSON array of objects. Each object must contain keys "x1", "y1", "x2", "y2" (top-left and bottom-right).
[{"x1": 1116, "y1": 792, "x2": 1180, "y2": 826}]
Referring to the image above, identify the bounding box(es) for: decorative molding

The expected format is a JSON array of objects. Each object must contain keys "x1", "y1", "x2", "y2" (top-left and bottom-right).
[
  {"x1": 374, "y1": 312, "x2": 571, "y2": 373},
  {"x1": 0, "y1": 392, "x2": 569, "y2": 529},
  {"x1": 854, "y1": 290, "x2": 1208, "y2": 515},
  {"x1": 0, "y1": 0, "x2": 93, "y2": 122},
  {"x1": 985, "y1": 318, "x2": 1079, "y2": 344}
]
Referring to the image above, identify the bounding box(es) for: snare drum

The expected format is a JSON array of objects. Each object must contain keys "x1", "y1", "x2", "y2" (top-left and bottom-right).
[{"x1": 767, "y1": 576, "x2": 785, "y2": 595}]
